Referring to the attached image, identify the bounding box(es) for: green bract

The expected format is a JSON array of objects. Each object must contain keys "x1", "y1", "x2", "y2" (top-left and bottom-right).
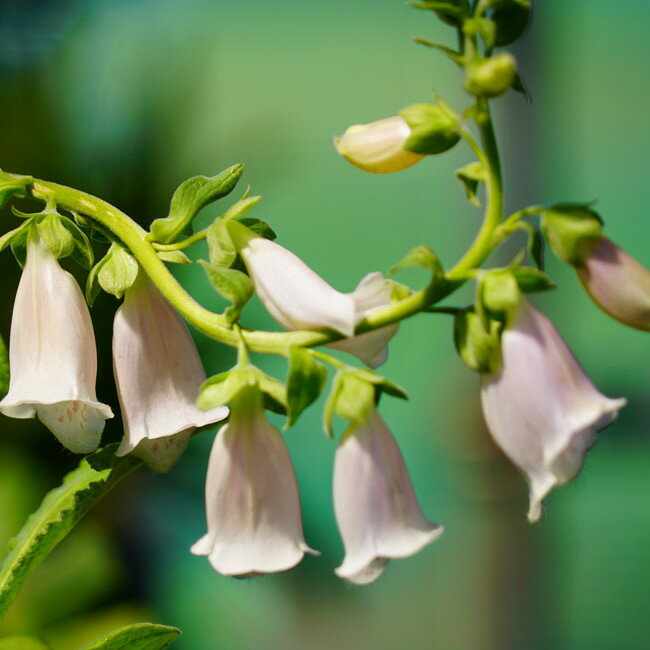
[
  {"x1": 199, "y1": 261, "x2": 253, "y2": 324},
  {"x1": 400, "y1": 102, "x2": 461, "y2": 155},
  {"x1": 286, "y1": 347, "x2": 328, "y2": 428},
  {"x1": 86, "y1": 243, "x2": 139, "y2": 304},
  {"x1": 456, "y1": 161, "x2": 486, "y2": 207},
  {"x1": 541, "y1": 203, "x2": 604, "y2": 266}
]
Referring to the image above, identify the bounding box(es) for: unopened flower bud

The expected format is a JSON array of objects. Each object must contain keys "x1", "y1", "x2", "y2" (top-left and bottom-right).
[
  {"x1": 576, "y1": 237, "x2": 650, "y2": 332},
  {"x1": 334, "y1": 116, "x2": 424, "y2": 174},
  {"x1": 465, "y1": 53, "x2": 517, "y2": 98},
  {"x1": 399, "y1": 103, "x2": 460, "y2": 155}
]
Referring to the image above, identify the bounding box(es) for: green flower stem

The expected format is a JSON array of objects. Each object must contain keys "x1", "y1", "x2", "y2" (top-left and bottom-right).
[
  {"x1": 152, "y1": 228, "x2": 207, "y2": 251},
  {"x1": 25, "y1": 112, "x2": 503, "y2": 356}
]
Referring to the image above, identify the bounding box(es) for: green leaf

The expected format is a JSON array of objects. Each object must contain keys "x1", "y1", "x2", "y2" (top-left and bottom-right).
[
  {"x1": 286, "y1": 348, "x2": 327, "y2": 428},
  {"x1": 222, "y1": 194, "x2": 261, "y2": 221},
  {"x1": 148, "y1": 164, "x2": 244, "y2": 244},
  {"x1": 412, "y1": 38, "x2": 464, "y2": 66},
  {"x1": 237, "y1": 217, "x2": 277, "y2": 241},
  {"x1": 80, "y1": 623, "x2": 180, "y2": 650},
  {"x1": 526, "y1": 225, "x2": 545, "y2": 270},
  {"x1": 455, "y1": 161, "x2": 486, "y2": 207},
  {"x1": 408, "y1": 0, "x2": 468, "y2": 25},
  {"x1": 0, "y1": 333, "x2": 9, "y2": 399},
  {"x1": 199, "y1": 261, "x2": 253, "y2": 323},
  {"x1": 0, "y1": 446, "x2": 140, "y2": 619},
  {"x1": 207, "y1": 219, "x2": 237, "y2": 268},
  {"x1": 0, "y1": 636, "x2": 51, "y2": 650},
  {"x1": 454, "y1": 309, "x2": 502, "y2": 373},
  {"x1": 0, "y1": 170, "x2": 32, "y2": 209},
  {"x1": 60, "y1": 215, "x2": 94, "y2": 269},
  {"x1": 389, "y1": 245, "x2": 445, "y2": 277},
  {"x1": 511, "y1": 267, "x2": 556, "y2": 293},
  {"x1": 490, "y1": 0, "x2": 531, "y2": 46}
]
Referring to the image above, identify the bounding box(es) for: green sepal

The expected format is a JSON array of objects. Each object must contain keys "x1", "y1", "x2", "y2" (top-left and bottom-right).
[
  {"x1": 0, "y1": 170, "x2": 32, "y2": 209},
  {"x1": 511, "y1": 267, "x2": 556, "y2": 293},
  {"x1": 199, "y1": 261, "x2": 253, "y2": 323},
  {"x1": 389, "y1": 244, "x2": 445, "y2": 278},
  {"x1": 388, "y1": 279, "x2": 413, "y2": 302},
  {"x1": 207, "y1": 219, "x2": 237, "y2": 268},
  {"x1": 198, "y1": 366, "x2": 287, "y2": 414},
  {"x1": 322, "y1": 369, "x2": 407, "y2": 438},
  {"x1": 479, "y1": 269, "x2": 521, "y2": 317},
  {"x1": 86, "y1": 243, "x2": 138, "y2": 305},
  {"x1": 79, "y1": 623, "x2": 180, "y2": 650},
  {"x1": 36, "y1": 211, "x2": 75, "y2": 259},
  {"x1": 541, "y1": 202, "x2": 603, "y2": 265},
  {"x1": 59, "y1": 215, "x2": 94, "y2": 269},
  {"x1": 238, "y1": 217, "x2": 277, "y2": 241},
  {"x1": 286, "y1": 347, "x2": 328, "y2": 428},
  {"x1": 148, "y1": 164, "x2": 244, "y2": 244},
  {"x1": 526, "y1": 223, "x2": 545, "y2": 270},
  {"x1": 399, "y1": 102, "x2": 460, "y2": 155},
  {"x1": 222, "y1": 194, "x2": 261, "y2": 222},
  {"x1": 456, "y1": 161, "x2": 486, "y2": 207},
  {"x1": 454, "y1": 309, "x2": 502, "y2": 373},
  {"x1": 0, "y1": 218, "x2": 33, "y2": 258},
  {"x1": 157, "y1": 249, "x2": 191, "y2": 264},
  {"x1": 412, "y1": 38, "x2": 464, "y2": 66},
  {"x1": 476, "y1": 17, "x2": 497, "y2": 50},
  {"x1": 512, "y1": 72, "x2": 532, "y2": 102}
]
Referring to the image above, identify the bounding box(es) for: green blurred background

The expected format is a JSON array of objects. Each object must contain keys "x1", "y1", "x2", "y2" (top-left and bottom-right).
[{"x1": 1, "y1": 1, "x2": 649, "y2": 648}]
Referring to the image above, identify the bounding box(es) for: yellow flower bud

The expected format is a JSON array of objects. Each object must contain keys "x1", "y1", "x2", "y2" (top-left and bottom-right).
[{"x1": 334, "y1": 116, "x2": 424, "y2": 174}]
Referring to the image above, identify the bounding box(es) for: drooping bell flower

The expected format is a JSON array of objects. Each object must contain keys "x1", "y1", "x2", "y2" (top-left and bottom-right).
[
  {"x1": 333, "y1": 405, "x2": 443, "y2": 585},
  {"x1": 334, "y1": 116, "x2": 424, "y2": 174},
  {"x1": 480, "y1": 299, "x2": 627, "y2": 522},
  {"x1": 228, "y1": 221, "x2": 397, "y2": 368},
  {"x1": 191, "y1": 385, "x2": 316, "y2": 576},
  {"x1": 113, "y1": 271, "x2": 228, "y2": 472},
  {"x1": 0, "y1": 231, "x2": 113, "y2": 453},
  {"x1": 576, "y1": 237, "x2": 650, "y2": 332}
]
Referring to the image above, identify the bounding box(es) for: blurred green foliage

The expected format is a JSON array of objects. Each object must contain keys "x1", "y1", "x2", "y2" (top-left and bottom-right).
[{"x1": 0, "y1": 1, "x2": 648, "y2": 649}]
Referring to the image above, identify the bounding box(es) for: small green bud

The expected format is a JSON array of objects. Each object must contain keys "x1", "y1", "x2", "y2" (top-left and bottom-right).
[
  {"x1": 399, "y1": 103, "x2": 460, "y2": 155},
  {"x1": 541, "y1": 203, "x2": 604, "y2": 266},
  {"x1": 465, "y1": 53, "x2": 518, "y2": 98}
]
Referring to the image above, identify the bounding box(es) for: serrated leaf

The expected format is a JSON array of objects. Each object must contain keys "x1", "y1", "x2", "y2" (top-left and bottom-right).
[
  {"x1": 199, "y1": 261, "x2": 253, "y2": 323},
  {"x1": 456, "y1": 161, "x2": 486, "y2": 207},
  {"x1": 412, "y1": 38, "x2": 464, "y2": 66},
  {"x1": 237, "y1": 217, "x2": 277, "y2": 241},
  {"x1": 148, "y1": 164, "x2": 244, "y2": 244},
  {"x1": 511, "y1": 267, "x2": 556, "y2": 293},
  {"x1": 0, "y1": 333, "x2": 9, "y2": 399},
  {"x1": 286, "y1": 348, "x2": 327, "y2": 428},
  {"x1": 389, "y1": 245, "x2": 444, "y2": 276},
  {"x1": 80, "y1": 622, "x2": 180, "y2": 650},
  {"x1": 0, "y1": 636, "x2": 51, "y2": 650},
  {"x1": 0, "y1": 445, "x2": 140, "y2": 619},
  {"x1": 206, "y1": 219, "x2": 237, "y2": 268},
  {"x1": 60, "y1": 215, "x2": 94, "y2": 269}
]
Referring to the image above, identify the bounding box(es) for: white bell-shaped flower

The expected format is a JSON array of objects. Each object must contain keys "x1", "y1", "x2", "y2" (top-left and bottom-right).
[
  {"x1": 480, "y1": 299, "x2": 627, "y2": 522},
  {"x1": 576, "y1": 237, "x2": 650, "y2": 332},
  {"x1": 334, "y1": 406, "x2": 443, "y2": 585},
  {"x1": 334, "y1": 116, "x2": 424, "y2": 174},
  {"x1": 113, "y1": 271, "x2": 228, "y2": 472},
  {"x1": 231, "y1": 221, "x2": 397, "y2": 368},
  {"x1": 0, "y1": 231, "x2": 113, "y2": 453},
  {"x1": 191, "y1": 386, "x2": 316, "y2": 576}
]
